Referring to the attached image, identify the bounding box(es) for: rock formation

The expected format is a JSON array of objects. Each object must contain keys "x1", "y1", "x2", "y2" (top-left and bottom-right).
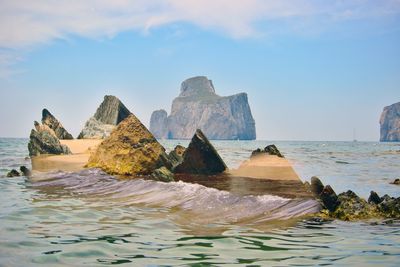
[
  {"x1": 380, "y1": 102, "x2": 400, "y2": 142},
  {"x1": 149, "y1": 76, "x2": 256, "y2": 140},
  {"x1": 41, "y1": 109, "x2": 73, "y2": 140},
  {"x1": 174, "y1": 129, "x2": 227, "y2": 174},
  {"x1": 86, "y1": 114, "x2": 171, "y2": 176},
  {"x1": 251, "y1": 145, "x2": 284, "y2": 158},
  {"x1": 78, "y1": 95, "x2": 131, "y2": 139},
  {"x1": 6, "y1": 169, "x2": 20, "y2": 177},
  {"x1": 28, "y1": 121, "x2": 71, "y2": 156},
  {"x1": 168, "y1": 145, "x2": 186, "y2": 167}
]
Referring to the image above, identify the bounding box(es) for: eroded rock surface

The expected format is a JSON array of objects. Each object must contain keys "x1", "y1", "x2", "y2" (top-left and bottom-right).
[
  {"x1": 150, "y1": 76, "x2": 256, "y2": 140},
  {"x1": 78, "y1": 95, "x2": 131, "y2": 139},
  {"x1": 380, "y1": 101, "x2": 400, "y2": 142},
  {"x1": 42, "y1": 109, "x2": 73, "y2": 140},
  {"x1": 87, "y1": 114, "x2": 171, "y2": 176}
]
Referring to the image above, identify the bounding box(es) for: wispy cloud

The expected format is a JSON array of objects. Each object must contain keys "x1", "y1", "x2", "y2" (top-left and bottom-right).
[{"x1": 0, "y1": 0, "x2": 399, "y2": 77}]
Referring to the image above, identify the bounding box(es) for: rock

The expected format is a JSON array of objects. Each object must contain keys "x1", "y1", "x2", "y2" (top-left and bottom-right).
[
  {"x1": 149, "y1": 76, "x2": 256, "y2": 140},
  {"x1": 331, "y1": 190, "x2": 380, "y2": 220},
  {"x1": 310, "y1": 176, "x2": 324, "y2": 196},
  {"x1": 151, "y1": 167, "x2": 174, "y2": 182},
  {"x1": 319, "y1": 185, "x2": 340, "y2": 212},
  {"x1": 390, "y1": 178, "x2": 400, "y2": 185},
  {"x1": 41, "y1": 109, "x2": 73, "y2": 139},
  {"x1": 78, "y1": 95, "x2": 131, "y2": 139},
  {"x1": 149, "y1": 109, "x2": 168, "y2": 139},
  {"x1": 28, "y1": 121, "x2": 72, "y2": 156},
  {"x1": 6, "y1": 169, "x2": 20, "y2": 177},
  {"x1": 20, "y1": 166, "x2": 32, "y2": 177},
  {"x1": 87, "y1": 114, "x2": 172, "y2": 176},
  {"x1": 174, "y1": 129, "x2": 227, "y2": 174},
  {"x1": 380, "y1": 102, "x2": 400, "y2": 142},
  {"x1": 168, "y1": 145, "x2": 186, "y2": 167},
  {"x1": 251, "y1": 145, "x2": 284, "y2": 158},
  {"x1": 378, "y1": 197, "x2": 400, "y2": 218},
  {"x1": 368, "y1": 191, "x2": 382, "y2": 204}
]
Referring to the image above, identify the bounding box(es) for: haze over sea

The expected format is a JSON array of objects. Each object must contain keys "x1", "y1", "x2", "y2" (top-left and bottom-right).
[{"x1": 1, "y1": 138, "x2": 399, "y2": 266}]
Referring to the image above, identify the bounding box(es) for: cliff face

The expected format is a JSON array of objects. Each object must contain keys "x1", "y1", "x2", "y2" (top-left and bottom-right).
[
  {"x1": 150, "y1": 76, "x2": 256, "y2": 140},
  {"x1": 149, "y1": 110, "x2": 168, "y2": 139},
  {"x1": 78, "y1": 95, "x2": 131, "y2": 139},
  {"x1": 380, "y1": 102, "x2": 400, "y2": 142}
]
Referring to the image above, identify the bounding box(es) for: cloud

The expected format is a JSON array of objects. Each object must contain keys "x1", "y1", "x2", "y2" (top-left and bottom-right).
[{"x1": 0, "y1": 0, "x2": 399, "y2": 76}]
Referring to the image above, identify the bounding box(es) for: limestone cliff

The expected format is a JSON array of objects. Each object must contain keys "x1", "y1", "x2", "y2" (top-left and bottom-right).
[
  {"x1": 150, "y1": 76, "x2": 256, "y2": 140},
  {"x1": 78, "y1": 95, "x2": 131, "y2": 139},
  {"x1": 380, "y1": 102, "x2": 400, "y2": 142}
]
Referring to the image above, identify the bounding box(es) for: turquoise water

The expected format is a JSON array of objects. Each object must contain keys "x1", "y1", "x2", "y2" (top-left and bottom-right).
[{"x1": 0, "y1": 138, "x2": 399, "y2": 266}]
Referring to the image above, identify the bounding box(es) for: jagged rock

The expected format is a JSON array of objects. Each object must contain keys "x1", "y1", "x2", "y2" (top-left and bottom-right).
[
  {"x1": 149, "y1": 110, "x2": 168, "y2": 139},
  {"x1": 78, "y1": 95, "x2": 131, "y2": 139},
  {"x1": 168, "y1": 145, "x2": 186, "y2": 167},
  {"x1": 87, "y1": 114, "x2": 171, "y2": 176},
  {"x1": 151, "y1": 167, "x2": 174, "y2": 182},
  {"x1": 319, "y1": 185, "x2": 340, "y2": 212},
  {"x1": 6, "y1": 169, "x2": 20, "y2": 177},
  {"x1": 368, "y1": 191, "x2": 382, "y2": 205},
  {"x1": 28, "y1": 121, "x2": 71, "y2": 156},
  {"x1": 41, "y1": 109, "x2": 73, "y2": 140},
  {"x1": 174, "y1": 129, "x2": 227, "y2": 174},
  {"x1": 150, "y1": 76, "x2": 256, "y2": 140},
  {"x1": 20, "y1": 166, "x2": 32, "y2": 177},
  {"x1": 390, "y1": 178, "x2": 400, "y2": 185},
  {"x1": 251, "y1": 145, "x2": 284, "y2": 158},
  {"x1": 378, "y1": 196, "x2": 400, "y2": 218},
  {"x1": 310, "y1": 176, "x2": 325, "y2": 196},
  {"x1": 331, "y1": 190, "x2": 380, "y2": 220},
  {"x1": 380, "y1": 102, "x2": 400, "y2": 141}
]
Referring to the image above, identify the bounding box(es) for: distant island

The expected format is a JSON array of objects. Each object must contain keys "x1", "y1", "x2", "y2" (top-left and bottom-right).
[
  {"x1": 380, "y1": 101, "x2": 400, "y2": 142},
  {"x1": 149, "y1": 76, "x2": 256, "y2": 140}
]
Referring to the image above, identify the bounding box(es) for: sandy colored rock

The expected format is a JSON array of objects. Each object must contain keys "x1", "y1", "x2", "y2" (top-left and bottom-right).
[
  {"x1": 87, "y1": 114, "x2": 171, "y2": 175},
  {"x1": 42, "y1": 109, "x2": 73, "y2": 140}
]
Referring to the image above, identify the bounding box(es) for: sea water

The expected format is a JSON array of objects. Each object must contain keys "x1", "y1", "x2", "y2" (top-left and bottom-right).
[{"x1": 0, "y1": 138, "x2": 399, "y2": 266}]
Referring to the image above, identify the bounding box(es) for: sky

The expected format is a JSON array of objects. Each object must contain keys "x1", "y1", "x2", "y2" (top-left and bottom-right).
[{"x1": 0, "y1": 0, "x2": 399, "y2": 141}]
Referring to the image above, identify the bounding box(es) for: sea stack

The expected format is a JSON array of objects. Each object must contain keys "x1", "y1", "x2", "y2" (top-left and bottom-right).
[
  {"x1": 41, "y1": 109, "x2": 73, "y2": 140},
  {"x1": 86, "y1": 114, "x2": 171, "y2": 176},
  {"x1": 78, "y1": 95, "x2": 131, "y2": 139},
  {"x1": 380, "y1": 101, "x2": 400, "y2": 142},
  {"x1": 149, "y1": 76, "x2": 256, "y2": 140}
]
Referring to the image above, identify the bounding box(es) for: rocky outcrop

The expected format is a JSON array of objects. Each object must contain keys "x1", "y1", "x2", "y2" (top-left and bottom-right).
[
  {"x1": 380, "y1": 102, "x2": 400, "y2": 141},
  {"x1": 251, "y1": 145, "x2": 284, "y2": 158},
  {"x1": 42, "y1": 109, "x2": 73, "y2": 140},
  {"x1": 6, "y1": 169, "x2": 20, "y2": 177},
  {"x1": 174, "y1": 129, "x2": 227, "y2": 174},
  {"x1": 78, "y1": 95, "x2": 131, "y2": 139},
  {"x1": 168, "y1": 145, "x2": 185, "y2": 167},
  {"x1": 28, "y1": 121, "x2": 71, "y2": 156},
  {"x1": 87, "y1": 114, "x2": 171, "y2": 176},
  {"x1": 149, "y1": 76, "x2": 256, "y2": 140},
  {"x1": 149, "y1": 110, "x2": 168, "y2": 139}
]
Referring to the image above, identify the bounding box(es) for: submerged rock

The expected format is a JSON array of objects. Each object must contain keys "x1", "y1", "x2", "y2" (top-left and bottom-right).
[
  {"x1": 41, "y1": 109, "x2": 73, "y2": 140},
  {"x1": 380, "y1": 101, "x2": 400, "y2": 142},
  {"x1": 6, "y1": 169, "x2": 20, "y2": 177},
  {"x1": 87, "y1": 114, "x2": 171, "y2": 176},
  {"x1": 251, "y1": 144, "x2": 284, "y2": 158},
  {"x1": 390, "y1": 178, "x2": 400, "y2": 185},
  {"x1": 28, "y1": 121, "x2": 71, "y2": 156},
  {"x1": 151, "y1": 167, "x2": 174, "y2": 182},
  {"x1": 174, "y1": 129, "x2": 227, "y2": 174},
  {"x1": 20, "y1": 166, "x2": 32, "y2": 177},
  {"x1": 150, "y1": 76, "x2": 256, "y2": 140},
  {"x1": 78, "y1": 95, "x2": 131, "y2": 139}
]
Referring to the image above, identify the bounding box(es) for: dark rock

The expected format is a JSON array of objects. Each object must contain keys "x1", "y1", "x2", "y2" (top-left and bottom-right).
[
  {"x1": 28, "y1": 121, "x2": 72, "y2": 156},
  {"x1": 78, "y1": 95, "x2": 131, "y2": 139},
  {"x1": 319, "y1": 185, "x2": 340, "y2": 212},
  {"x1": 20, "y1": 166, "x2": 32, "y2": 177},
  {"x1": 41, "y1": 109, "x2": 73, "y2": 139},
  {"x1": 150, "y1": 76, "x2": 256, "y2": 140},
  {"x1": 6, "y1": 169, "x2": 20, "y2": 177},
  {"x1": 149, "y1": 109, "x2": 168, "y2": 139},
  {"x1": 151, "y1": 167, "x2": 174, "y2": 182},
  {"x1": 390, "y1": 178, "x2": 400, "y2": 185},
  {"x1": 174, "y1": 129, "x2": 227, "y2": 174},
  {"x1": 368, "y1": 191, "x2": 382, "y2": 204},
  {"x1": 251, "y1": 145, "x2": 284, "y2": 158},
  {"x1": 168, "y1": 145, "x2": 186, "y2": 167},
  {"x1": 310, "y1": 176, "x2": 324, "y2": 196},
  {"x1": 380, "y1": 102, "x2": 400, "y2": 142},
  {"x1": 331, "y1": 190, "x2": 380, "y2": 220},
  {"x1": 377, "y1": 197, "x2": 400, "y2": 219}
]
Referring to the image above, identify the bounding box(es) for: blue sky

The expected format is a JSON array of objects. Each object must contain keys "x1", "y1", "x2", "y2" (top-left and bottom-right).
[{"x1": 0, "y1": 0, "x2": 399, "y2": 140}]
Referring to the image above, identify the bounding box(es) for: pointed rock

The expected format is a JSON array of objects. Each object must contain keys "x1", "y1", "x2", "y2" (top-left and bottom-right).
[
  {"x1": 78, "y1": 95, "x2": 131, "y2": 139},
  {"x1": 87, "y1": 114, "x2": 171, "y2": 175},
  {"x1": 310, "y1": 176, "x2": 324, "y2": 196},
  {"x1": 320, "y1": 185, "x2": 340, "y2": 212},
  {"x1": 174, "y1": 129, "x2": 227, "y2": 174},
  {"x1": 368, "y1": 191, "x2": 382, "y2": 205},
  {"x1": 42, "y1": 109, "x2": 73, "y2": 140}
]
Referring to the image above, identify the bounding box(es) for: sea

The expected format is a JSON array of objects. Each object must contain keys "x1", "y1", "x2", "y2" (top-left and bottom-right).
[{"x1": 0, "y1": 138, "x2": 399, "y2": 266}]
